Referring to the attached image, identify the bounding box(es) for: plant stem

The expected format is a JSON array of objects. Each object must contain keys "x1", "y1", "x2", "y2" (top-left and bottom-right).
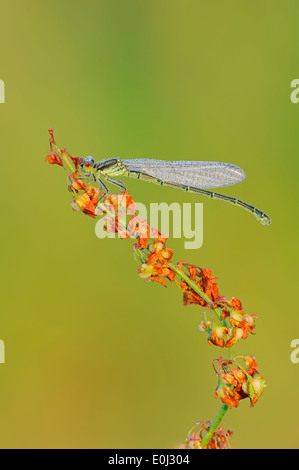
[
  {"x1": 200, "y1": 404, "x2": 229, "y2": 449},
  {"x1": 228, "y1": 345, "x2": 235, "y2": 360}
]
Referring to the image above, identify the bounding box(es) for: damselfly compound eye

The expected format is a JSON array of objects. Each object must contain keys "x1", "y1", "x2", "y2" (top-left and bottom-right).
[{"x1": 83, "y1": 156, "x2": 95, "y2": 165}]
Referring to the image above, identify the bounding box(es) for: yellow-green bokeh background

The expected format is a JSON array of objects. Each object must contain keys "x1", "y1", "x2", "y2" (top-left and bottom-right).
[{"x1": 0, "y1": 0, "x2": 298, "y2": 449}]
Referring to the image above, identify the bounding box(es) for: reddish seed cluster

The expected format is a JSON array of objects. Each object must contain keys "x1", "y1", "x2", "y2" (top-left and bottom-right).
[
  {"x1": 176, "y1": 263, "x2": 219, "y2": 307},
  {"x1": 45, "y1": 149, "x2": 64, "y2": 167},
  {"x1": 214, "y1": 356, "x2": 266, "y2": 408},
  {"x1": 185, "y1": 421, "x2": 233, "y2": 449},
  {"x1": 199, "y1": 297, "x2": 257, "y2": 348}
]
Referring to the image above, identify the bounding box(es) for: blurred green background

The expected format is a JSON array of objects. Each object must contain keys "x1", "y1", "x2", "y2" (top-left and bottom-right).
[{"x1": 0, "y1": 0, "x2": 298, "y2": 449}]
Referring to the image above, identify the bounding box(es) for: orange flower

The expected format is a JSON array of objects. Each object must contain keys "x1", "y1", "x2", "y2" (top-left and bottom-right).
[
  {"x1": 69, "y1": 178, "x2": 88, "y2": 194},
  {"x1": 67, "y1": 152, "x2": 83, "y2": 169},
  {"x1": 175, "y1": 263, "x2": 216, "y2": 307},
  {"x1": 176, "y1": 261, "x2": 198, "y2": 282},
  {"x1": 214, "y1": 357, "x2": 265, "y2": 408},
  {"x1": 145, "y1": 231, "x2": 173, "y2": 265},
  {"x1": 230, "y1": 367, "x2": 247, "y2": 384},
  {"x1": 181, "y1": 282, "x2": 206, "y2": 307},
  {"x1": 244, "y1": 355, "x2": 260, "y2": 378},
  {"x1": 45, "y1": 149, "x2": 63, "y2": 167},
  {"x1": 128, "y1": 216, "x2": 150, "y2": 248},
  {"x1": 245, "y1": 355, "x2": 258, "y2": 371},
  {"x1": 199, "y1": 269, "x2": 219, "y2": 302},
  {"x1": 204, "y1": 325, "x2": 244, "y2": 348},
  {"x1": 228, "y1": 297, "x2": 243, "y2": 311},
  {"x1": 103, "y1": 191, "x2": 136, "y2": 212},
  {"x1": 138, "y1": 262, "x2": 175, "y2": 287},
  {"x1": 72, "y1": 186, "x2": 101, "y2": 218},
  {"x1": 122, "y1": 191, "x2": 136, "y2": 211},
  {"x1": 215, "y1": 385, "x2": 242, "y2": 409},
  {"x1": 230, "y1": 312, "x2": 257, "y2": 339},
  {"x1": 147, "y1": 245, "x2": 173, "y2": 265},
  {"x1": 151, "y1": 229, "x2": 169, "y2": 246}
]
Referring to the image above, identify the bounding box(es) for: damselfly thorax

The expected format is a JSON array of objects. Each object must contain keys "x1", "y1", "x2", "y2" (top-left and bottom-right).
[
  {"x1": 79, "y1": 157, "x2": 271, "y2": 226},
  {"x1": 94, "y1": 158, "x2": 129, "y2": 178}
]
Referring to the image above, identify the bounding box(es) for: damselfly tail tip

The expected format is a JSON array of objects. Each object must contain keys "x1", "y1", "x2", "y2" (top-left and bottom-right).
[{"x1": 254, "y1": 212, "x2": 272, "y2": 226}]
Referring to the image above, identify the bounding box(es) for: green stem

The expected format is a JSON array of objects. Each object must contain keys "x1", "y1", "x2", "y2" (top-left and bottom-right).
[
  {"x1": 228, "y1": 345, "x2": 235, "y2": 360},
  {"x1": 200, "y1": 404, "x2": 229, "y2": 449}
]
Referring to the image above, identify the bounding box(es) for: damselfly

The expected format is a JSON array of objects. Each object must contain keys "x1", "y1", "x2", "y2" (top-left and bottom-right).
[{"x1": 79, "y1": 157, "x2": 271, "y2": 226}]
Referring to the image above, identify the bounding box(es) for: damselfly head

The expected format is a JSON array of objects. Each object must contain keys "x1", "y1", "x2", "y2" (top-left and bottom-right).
[
  {"x1": 83, "y1": 156, "x2": 95, "y2": 166},
  {"x1": 80, "y1": 156, "x2": 95, "y2": 176}
]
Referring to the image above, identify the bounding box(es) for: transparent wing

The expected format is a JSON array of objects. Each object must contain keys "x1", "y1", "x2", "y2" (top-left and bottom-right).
[{"x1": 122, "y1": 159, "x2": 246, "y2": 189}]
